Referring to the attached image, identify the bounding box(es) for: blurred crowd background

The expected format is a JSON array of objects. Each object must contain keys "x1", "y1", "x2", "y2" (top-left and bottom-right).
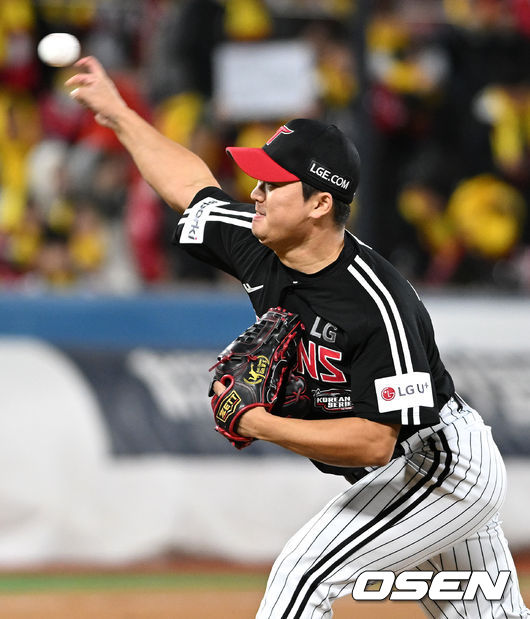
[{"x1": 1, "y1": 0, "x2": 530, "y2": 293}]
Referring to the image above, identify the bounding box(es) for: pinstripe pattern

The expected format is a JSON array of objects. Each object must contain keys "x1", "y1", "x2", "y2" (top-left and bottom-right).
[
  {"x1": 416, "y1": 514, "x2": 528, "y2": 619},
  {"x1": 256, "y1": 400, "x2": 528, "y2": 618},
  {"x1": 281, "y1": 433, "x2": 452, "y2": 619}
]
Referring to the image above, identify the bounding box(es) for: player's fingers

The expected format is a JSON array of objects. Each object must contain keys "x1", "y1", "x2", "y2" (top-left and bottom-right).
[
  {"x1": 65, "y1": 74, "x2": 95, "y2": 88},
  {"x1": 74, "y1": 55, "x2": 106, "y2": 76},
  {"x1": 212, "y1": 381, "x2": 225, "y2": 397}
]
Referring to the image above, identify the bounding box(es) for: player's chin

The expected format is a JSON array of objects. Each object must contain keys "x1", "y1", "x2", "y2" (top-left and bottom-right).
[{"x1": 251, "y1": 217, "x2": 266, "y2": 240}]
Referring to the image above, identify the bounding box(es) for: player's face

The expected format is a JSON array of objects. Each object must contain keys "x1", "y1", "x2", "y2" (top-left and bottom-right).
[{"x1": 250, "y1": 180, "x2": 313, "y2": 251}]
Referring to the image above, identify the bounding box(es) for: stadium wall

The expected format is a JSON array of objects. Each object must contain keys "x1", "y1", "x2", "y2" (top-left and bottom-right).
[{"x1": 0, "y1": 291, "x2": 528, "y2": 566}]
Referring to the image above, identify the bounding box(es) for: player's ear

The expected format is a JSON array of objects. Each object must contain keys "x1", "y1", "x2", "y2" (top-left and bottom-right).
[{"x1": 308, "y1": 192, "x2": 333, "y2": 221}]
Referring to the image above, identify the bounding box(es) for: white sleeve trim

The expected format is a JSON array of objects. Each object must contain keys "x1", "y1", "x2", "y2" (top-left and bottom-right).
[
  {"x1": 348, "y1": 259, "x2": 433, "y2": 423},
  {"x1": 178, "y1": 197, "x2": 253, "y2": 244}
]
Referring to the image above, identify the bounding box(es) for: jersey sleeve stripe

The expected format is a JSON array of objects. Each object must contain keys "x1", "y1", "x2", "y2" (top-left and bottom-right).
[
  {"x1": 347, "y1": 264, "x2": 402, "y2": 375},
  {"x1": 179, "y1": 198, "x2": 230, "y2": 219},
  {"x1": 206, "y1": 215, "x2": 252, "y2": 228},
  {"x1": 210, "y1": 206, "x2": 254, "y2": 218},
  {"x1": 178, "y1": 198, "x2": 254, "y2": 223},
  {"x1": 177, "y1": 212, "x2": 254, "y2": 227},
  {"x1": 177, "y1": 199, "x2": 253, "y2": 244},
  {"x1": 354, "y1": 255, "x2": 414, "y2": 373}
]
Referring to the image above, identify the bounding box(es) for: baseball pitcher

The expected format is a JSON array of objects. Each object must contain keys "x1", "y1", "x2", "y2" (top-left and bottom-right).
[{"x1": 67, "y1": 57, "x2": 529, "y2": 619}]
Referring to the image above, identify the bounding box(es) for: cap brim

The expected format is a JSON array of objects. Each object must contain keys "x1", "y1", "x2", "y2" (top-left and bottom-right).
[{"x1": 226, "y1": 147, "x2": 299, "y2": 182}]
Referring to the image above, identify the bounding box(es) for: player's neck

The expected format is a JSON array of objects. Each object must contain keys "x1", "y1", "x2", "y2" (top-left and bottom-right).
[{"x1": 276, "y1": 229, "x2": 345, "y2": 274}]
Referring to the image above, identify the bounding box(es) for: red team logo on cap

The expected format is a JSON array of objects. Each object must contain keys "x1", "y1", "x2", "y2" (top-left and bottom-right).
[
  {"x1": 266, "y1": 125, "x2": 294, "y2": 145},
  {"x1": 381, "y1": 387, "x2": 395, "y2": 401}
]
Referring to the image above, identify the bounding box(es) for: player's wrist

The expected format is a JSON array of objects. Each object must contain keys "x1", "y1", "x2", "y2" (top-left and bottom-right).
[
  {"x1": 237, "y1": 406, "x2": 274, "y2": 439},
  {"x1": 111, "y1": 104, "x2": 137, "y2": 135}
]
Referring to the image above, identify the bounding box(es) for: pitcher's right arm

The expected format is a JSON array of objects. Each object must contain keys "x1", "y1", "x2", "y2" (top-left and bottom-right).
[{"x1": 66, "y1": 56, "x2": 220, "y2": 214}]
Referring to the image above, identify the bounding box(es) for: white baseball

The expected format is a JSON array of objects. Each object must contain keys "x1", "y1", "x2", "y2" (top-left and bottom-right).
[{"x1": 37, "y1": 33, "x2": 81, "y2": 67}]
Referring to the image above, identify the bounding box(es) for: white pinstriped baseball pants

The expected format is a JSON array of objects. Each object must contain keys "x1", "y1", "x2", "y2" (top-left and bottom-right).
[{"x1": 256, "y1": 399, "x2": 529, "y2": 618}]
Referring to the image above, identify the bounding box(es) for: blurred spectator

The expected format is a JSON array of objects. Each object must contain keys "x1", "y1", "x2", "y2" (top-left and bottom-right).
[
  {"x1": 447, "y1": 174, "x2": 526, "y2": 262},
  {"x1": 0, "y1": 90, "x2": 41, "y2": 232},
  {"x1": 0, "y1": 0, "x2": 529, "y2": 292},
  {"x1": 473, "y1": 81, "x2": 530, "y2": 196},
  {"x1": 0, "y1": 0, "x2": 38, "y2": 92},
  {"x1": 399, "y1": 172, "x2": 527, "y2": 287},
  {"x1": 0, "y1": 202, "x2": 41, "y2": 283},
  {"x1": 396, "y1": 146, "x2": 462, "y2": 284}
]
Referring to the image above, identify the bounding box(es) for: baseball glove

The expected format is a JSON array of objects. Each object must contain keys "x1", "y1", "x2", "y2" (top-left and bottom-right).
[
  {"x1": 275, "y1": 370, "x2": 312, "y2": 419},
  {"x1": 209, "y1": 307, "x2": 304, "y2": 449}
]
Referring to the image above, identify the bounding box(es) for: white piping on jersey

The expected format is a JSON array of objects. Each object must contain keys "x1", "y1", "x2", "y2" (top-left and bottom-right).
[
  {"x1": 177, "y1": 200, "x2": 253, "y2": 243},
  {"x1": 178, "y1": 203, "x2": 254, "y2": 221},
  {"x1": 206, "y1": 215, "x2": 252, "y2": 228},
  {"x1": 352, "y1": 256, "x2": 421, "y2": 424},
  {"x1": 209, "y1": 205, "x2": 254, "y2": 218},
  {"x1": 354, "y1": 256, "x2": 414, "y2": 373},
  {"x1": 178, "y1": 200, "x2": 228, "y2": 221},
  {"x1": 177, "y1": 213, "x2": 253, "y2": 228},
  {"x1": 347, "y1": 259, "x2": 415, "y2": 424},
  {"x1": 347, "y1": 230, "x2": 422, "y2": 303},
  {"x1": 243, "y1": 283, "x2": 264, "y2": 294},
  {"x1": 346, "y1": 229, "x2": 373, "y2": 250},
  {"x1": 346, "y1": 264, "x2": 403, "y2": 375}
]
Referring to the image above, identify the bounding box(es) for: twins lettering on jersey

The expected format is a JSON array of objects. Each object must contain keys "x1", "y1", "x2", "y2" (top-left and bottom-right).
[
  {"x1": 298, "y1": 341, "x2": 345, "y2": 383},
  {"x1": 298, "y1": 317, "x2": 345, "y2": 383}
]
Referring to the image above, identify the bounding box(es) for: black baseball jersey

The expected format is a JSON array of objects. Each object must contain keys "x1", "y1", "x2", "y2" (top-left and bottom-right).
[{"x1": 173, "y1": 187, "x2": 456, "y2": 474}]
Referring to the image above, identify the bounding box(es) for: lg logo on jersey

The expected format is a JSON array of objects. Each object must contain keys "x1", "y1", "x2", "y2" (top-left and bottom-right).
[
  {"x1": 381, "y1": 387, "x2": 395, "y2": 401},
  {"x1": 375, "y1": 372, "x2": 434, "y2": 412},
  {"x1": 310, "y1": 316, "x2": 337, "y2": 343},
  {"x1": 381, "y1": 382, "x2": 429, "y2": 401}
]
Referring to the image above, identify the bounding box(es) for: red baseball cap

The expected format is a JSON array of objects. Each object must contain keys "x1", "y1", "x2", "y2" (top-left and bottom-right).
[{"x1": 226, "y1": 118, "x2": 360, "y2": 203}]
